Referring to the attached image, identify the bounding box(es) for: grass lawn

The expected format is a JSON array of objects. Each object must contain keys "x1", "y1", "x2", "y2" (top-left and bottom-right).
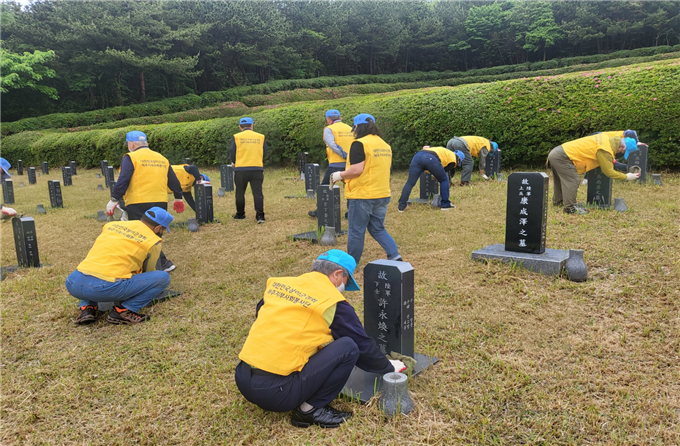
[{"x1": 1, "y1": 167, "x2": 678, "y2": 445}]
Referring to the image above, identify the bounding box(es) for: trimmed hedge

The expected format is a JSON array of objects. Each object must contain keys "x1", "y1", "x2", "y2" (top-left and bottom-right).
[
  {"x1": 3, "y1": 45, "x2": 680, "y2": 135},
  {"x1": 2, "y1": 59, "x2": 678, "y2": 170}
]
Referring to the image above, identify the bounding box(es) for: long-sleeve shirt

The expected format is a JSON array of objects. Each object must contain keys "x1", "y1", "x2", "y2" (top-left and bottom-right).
[
  {"x1": 112, "y1": 153, "x2": 183, "y2": 201},
  {"x1": 324, "y1": 127, "x2": 348, "y2": 167},
  {"x1": 595, "y1": 150, "x2": 627, "y2": 180}
]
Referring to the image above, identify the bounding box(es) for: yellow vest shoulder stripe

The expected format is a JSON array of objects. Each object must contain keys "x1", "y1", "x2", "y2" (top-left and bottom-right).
[
  {"x1": 234, "y1": 130, "x2": 265, "y2": 168},
  {"x1": 345, "y1": 135, "x2": 392, "y2": 200},
  {"x1": 123, "y1": 149, "x2": 171, "y2": 205}
]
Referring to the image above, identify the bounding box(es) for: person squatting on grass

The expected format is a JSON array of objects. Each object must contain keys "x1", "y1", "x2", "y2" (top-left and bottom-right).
[
  {"x1": 65, "y1": 207, "x2": 174, "y2": 325},
  {"x1": 547, "y1": 133, "x2": 640, "y2": 215},
  {"x1": 235, "y1": 249, "x2": 406, "y2": 428},
  {"x1": 330, "y1": 114, "x2": 402, "y2": 264},
  {"x1": 230, "y1": 116, "x2": 269, "y2": 224},
  {"x1": 0, "y1": 157, "x2": 17, "y2": 218},
  {"x1": 445, "y1": 135, "x2": 499, "y2": 185},
  {"x1": 397, "y1": 145, "x2": 464, "y2": 212},
  {"x1": 107, "y1": 130, "x2": 184, "y2": 272},
  {"x1": 167, "y1": 164, "x2": 210, "y2": 212},
  {"x1": 309, "y1": 109, "x2": 354, "y2": 218}
]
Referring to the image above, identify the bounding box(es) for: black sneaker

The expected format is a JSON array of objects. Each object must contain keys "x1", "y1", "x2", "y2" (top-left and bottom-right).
[
  {"x1": 74, "y1": 305, "x2": 100, "y2": 325},
  {"x1": 290, "y1": 405, "x2": 351, "y2": 428},
  {"x1": 440, "y1": 205, "x2": 455, "y2": 211},
  {"x1": 232, "y1": 214, "x2": 246, "y2": 220},
  {"x1": 565, "y1": 206, "x2": 588, "y2": 215},
  {"x1": 308, "y1": 210, "x2": 317, "y2": 218},
  {"x1": 162, "y1": 260, "x2": 176, "y2": 272},
  {"x1": 257, "y1": 218, "x2": 266, "y2": 224},
  {"x1": 106, "y1": 307, "x2": 150, "y2": 325}
]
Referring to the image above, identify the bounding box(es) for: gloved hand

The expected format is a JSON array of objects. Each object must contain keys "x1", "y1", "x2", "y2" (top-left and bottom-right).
[
  {"x1": 173, "y1": 199, "x2": 185, "y2": 213},
  {"x1": 330, "y1": 171, "x2": 343, "y2": 186},
  {"x1": 389, "y1": 359, "x2": 406, "y2": 373},
  {"x1": 388, "y1": 351, "x2": 417, "y2": 375},
  {"x1": 200, "y1": 179, "x2": 211, "y2": 185},
  {"x1": 482, "y1": 174, "x2": 489, "y2": 180},
  {"x1": 106, "y1": 199, "x2": 118, "y2": 216},
  {"x1": 1, "y1": 206, "x2": 17, "y2": 216},
  {"x1": 626, "y1": 173, "x2": 640, "y2": 181}
]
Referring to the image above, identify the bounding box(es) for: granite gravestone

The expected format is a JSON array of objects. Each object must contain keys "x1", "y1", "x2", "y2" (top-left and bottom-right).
[
  {"x1": 627, "y1": 143, "x2": 648, "y2": 184},
  {"x1": 341, "y1": 260, "x2": 438, "y2": 403},
  {"x1": 106, "y1": 166, "x2": 115, "y2": 190},
  {"x1": 220, "y1": 164, "x2": 234, "y2": 192},
  {"x1": 12, "y1": 217, "x2": 40, "y2": 267},
  {"x1": 183, "y1": 158, "x2": 191, "y2": 165},
  {"x1": 586, "y1": 167, "x2": 612, "y2": 209},
  {"x1": 41, "y1": 161, "x2": 49, "y2": 174},
  {"x1": 194, "y1": 183, "x2": 214, "y2": 224},
  {"x1": 505, "y1": 172, "x2": 548, "y2": 254},
  {"x1": 316, "y1": 185, "x2": 343, "y2": 234},
  {"x1": 69, "y1": 160, "x2": 77, "y2": 175},
  {"x1": 408, "y1": 172, "x2": 439, "y2": 204},
  {"x1": 100, "y1": 160, "x2": 109, "y2": 180},
  {"x1": 484, "y1": 149, "x2": 502, "y2": 179},
  {"x1": 62, "y1": 166, "x2": 73, "y2": 186},
  {"x1": 48, "y1": 180, "x2": 63, "y2": 208},
  {"x1": 28, "y1": 167, "x2": 37, "y2": 184},
  {"x1": 297, "y1": 152, "x2": 308, "y2": 180},
  {"x1": 2, "y1": 179, "x2": 15, "y2": 204},
  {"x1": 17, "y1": 160, "x2": 23, "y2": 176},
  {"x1": 304, "y1": 163, "x2": 320, "y2": 198}
]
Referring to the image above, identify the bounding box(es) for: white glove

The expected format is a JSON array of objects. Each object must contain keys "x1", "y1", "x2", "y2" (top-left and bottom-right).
[
  {"x1": 482, "y1": 174, "x2": 489, "y2": 180},
  {"x1": 1, "y1": 206, "x2": 17, "y2": 216},
  {"x1": 106, "y1": 199, "x2": 118, "y2": 216},
  {"x1": 626, "y1": 173, "x2": 640, "y2": 181},
  {"x1": 389, "y1": 359, "x2": 406, "y2": 373},
  {"x1": 330, "y1": 171, "x2": 343, "y2": 186}
]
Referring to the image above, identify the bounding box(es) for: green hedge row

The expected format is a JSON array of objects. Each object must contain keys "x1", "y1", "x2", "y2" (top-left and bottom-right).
[
  {"x1": 2, "y1": 59, "x2": 678, "y2": 170},
  {"x1": 3, "y1": 45, "x2": 679, "y2": 135}
]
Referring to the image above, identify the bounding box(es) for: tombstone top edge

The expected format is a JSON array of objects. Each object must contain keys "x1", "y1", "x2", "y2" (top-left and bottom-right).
[
  {"x1": 508, "y1": 172, "x2": 549, "y2": 180},
  {"x1": 364, "y1": 259, "x2": 414, "y2": 273}
]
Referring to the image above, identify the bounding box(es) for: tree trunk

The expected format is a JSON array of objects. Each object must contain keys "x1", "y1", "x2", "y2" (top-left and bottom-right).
[{"x1": 140, "y1": 71, "x2": 146, "y2": 103}]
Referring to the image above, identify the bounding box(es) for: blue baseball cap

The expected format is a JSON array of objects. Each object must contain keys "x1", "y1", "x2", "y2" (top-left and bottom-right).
[
  {"x1": 454, "y1": 150, "x2": 465, "y2": 164},
  {"x1": 491, "y1": 141, "x2": 498, "y2": 152},
  {"x1": 201, "y1": 173, "x2": 210, "y2": 182},
  {"x1": 126, "y1": 131, "x2": 147, "y2": 142},
  {"x1": 317, "y1": 249, "x2": 360, "y2": 291},
  {"x1": 325, "y1": 109, "x2": 341, "y2": 118},
  {"x1": 353, "y1": 113, "x2": 375, "y2": 127},
  {"x1": 145, "y1": 207, "x2": 174, "y2": 233},
  {"x1": 239, "y1": 117, "x2": 253, "y2": 125},
  {"x1": 624, "y1": 129, "x2": 639, "y2": 142},
  {"x1": 623, "y1": 137, "x2": 639, "y2": 160},
  {"x1": 1, "y1": 157, "x2": 11, "y2": 177}
]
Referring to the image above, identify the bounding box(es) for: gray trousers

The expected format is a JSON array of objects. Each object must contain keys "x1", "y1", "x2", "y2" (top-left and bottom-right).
[
  {"x1": 446, "y1": 138, "x2": 473, "y2": 182},
  {"x1": 547, "y1": 145, "x2": 580, "y2": 212}
]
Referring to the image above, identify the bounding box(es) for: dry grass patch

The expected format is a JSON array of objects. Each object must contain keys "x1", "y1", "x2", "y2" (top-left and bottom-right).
[{"x1": 1, "y1": 168, "x2": 679, "y2": 445}]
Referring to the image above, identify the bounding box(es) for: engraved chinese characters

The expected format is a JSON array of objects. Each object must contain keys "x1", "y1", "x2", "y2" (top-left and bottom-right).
[
  {"x1": 364, "y1": 260, "x2": 415, "y2": 357},
  {"x1": 62, "y1": 166, "x2": 73, "y2": 186},
  {"x1": 28, "y1": 167, "x2": 37, "y2": 184},
  {"x1": 304, "y1": 163, "x2": 320, "y2": 198},
  {"x1": 12, "y1": 217, "x2": 41, "y2": 267},
  {"x1": 48, "y1": 180, "x2": 64, "y2": 208},
  {"x1": 628, "y1": 143, "x2": 648, "y2": 184},
  {"x1": 220, "y1": 164, "x2": 234, "y2": 192},
  {"x1": 316, "y1": 185, "x2": 342, "y2": 233},
  {"x1": 484, "y1": 149, "x2": 502, "y2": 179},
  {"x1": 2, "y1": 179, "x2": 15, "y2": 204},
  {"x1": 194, "y1": 183, "x2": 214, "y2": 224},
  {"x1": 586, "y1": 167, "x2": 612, "y2": 209},
  {"x1": 505, "y1": 172, "x2": 548, "y2": 254},
  {"x1": 419, "y1": 172, "x2": 438, "y2": 200}
]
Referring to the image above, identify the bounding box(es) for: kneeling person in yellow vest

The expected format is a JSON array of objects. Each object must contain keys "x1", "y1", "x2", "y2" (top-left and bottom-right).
[
  {"x1": 547, "y1": 134, "x2": 640, "y2": 214},
  {"x1": 167, "y1": 164, "x2": 209, "y2": 212},
  {"x1": 65, "y1": 207, "x2": 173, "y2": 325},
  {"x1": 235, "y1": 249, "x2": 406, "y2": 428}
]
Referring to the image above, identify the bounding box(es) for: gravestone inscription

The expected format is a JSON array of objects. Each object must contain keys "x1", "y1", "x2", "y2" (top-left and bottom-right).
[
  {"x1": 62, "y1": 166, "x2": 73, "y2": 186},
  {"x1": 17, "y1": 160, "x2": 23, "y2": 176},
  {"x1": 220, "y1": 164, "x2": 234, "y2": 192},
  {"x1": 505, "y1": 172, "x2": 548, "y2": 254},
  {"x1": 69, "y1": 160, "x2": 77, "y2": 175},
  {"x1": 12, "y1": 217, "x2": 41, "y2": 267},
  {"x1": 28, "y1": 167, "x2": 37, "y2": 184},
  {"x1": 586, "y1": 167, "x2": 612, "y2": 209},
  {"x1": 627, "y1": 143, "x2": 649, "y2": 184},
  {"x1": 304, "y1": 163, "x2": 320, "y2": 198},
  {"x1": 484, "y1": 149, "x2": 502, "y2": 179},
  {"x1": 48, "y1": 180, "x2": 63, "y2": 208},
  {"x1": 316, "y1": 185, "x2": 342, "y2": 233},
  {"x1": 2, "y1": 178, "x2": 15, "y2": 204},
  {"x1": 194, "y1": 183, "x2": 214, "y2": 224},
  {"x1": 106, "y1": 166, "x2": 115, "y2": 190},
  {"x1": 297, "y1": 152, "x2": 308, "y2": 180},
  {"x1": 41, "y1": 161, "x2": 49, "y2": 174},
  {"x1": 419, "y1": 172, "x2": 439, "y2": 199},
  {"x1": 100, "y1": 160, "x2": 109, "y2": 180}
]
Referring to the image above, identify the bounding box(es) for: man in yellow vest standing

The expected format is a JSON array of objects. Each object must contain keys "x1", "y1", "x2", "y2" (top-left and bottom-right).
[
  {"x1": 309, "y1": 110, "x2": 354, "y2": 218},
  {"x1": 547, "y1": 134, "x2": 640, "y2": 214},
  {"x1": 446, "y1": 135, "x2": 499, "y2": 185},
  {"x1": 230, "y1": 117, "x2": 268, "y2": 223},
  {"x1": 65, "y1": 207, "x2": 173, "y2": 325},
  {"x1": 106, "y1": 130, "x2": 184, "y2": 272},
  {"x1": 330, "y1": 114, "x2": 401, "y2": 264},
  {"x1": 235, "y1": 249, "x2": 405, "y2": 428},
  {"x1": 167, "y1": 164, "x2": 209, "y2": 212}
]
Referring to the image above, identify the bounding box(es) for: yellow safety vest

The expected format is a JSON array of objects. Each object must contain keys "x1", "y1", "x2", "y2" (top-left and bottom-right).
[
  {"x1": 234, "y1": 130, "x2": 265, "y2": 168},
  {"x1": 123, "y1": 148, "x2": 171, "y2": 205},
  {"x1": 326, "y1": 121, "x2": 354, "y2": 165},
  {"x1": 77, "y1": 221, "x2": 161, "y2": 282},
  {"x1": 562, "y1": 134, "x2": 618, "y2": 174},
  {"x1": 168, "y1": 165, "x2": 194, "y2": 193},
  {"x1": 238, "y1": 272, "x2": 346, "y2": 376},
  {"x1": 345, "y1": 135, "x2": 392, "y2": 200},
  {"x1": 422, "y1": 146, "x2": 458, "y2": 168},
  {"x1": 461, "y1": 136, "x2": 492, "y2": 157}
]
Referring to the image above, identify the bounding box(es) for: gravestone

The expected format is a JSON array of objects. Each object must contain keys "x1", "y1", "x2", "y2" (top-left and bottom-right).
[
  {"x1": 100, "y1": 160, "x2": 109, "y2": 180},
  {"x1": 316, "y1": 184, "x2": 343, "y2": 233},
  {"x1": 586, "y1": 167, "x2": 612, "y2": 209},
  {"x1": 341, "y1": 259, "x2": 438, "y2": 403},
  {"x1": 12, "y1": 217, "x2": 40, "y2": 267},
  {"x1": 304, "y1": 163, "x2": 320, "y2": 198},
  {"x1": 41, "y1": 161, "x2": 49, "y2": 174},
  {"x1": 484, "y1": 149, "x2": 502, "y2": 179},
  {"x1": 297, "y1": 152, "x2": 308, "y2": 180},
  {"x1": 194, "y1": 183, "x2": 214, "y2": 224},
  {"x1": 69, "y1": 160, "x2": 77, "y2": 175},
  {"x1": 505, "y1": 172, "x2": 548, "y2": 254},
  {"x1": 2, "y1": 178, "x2": 15, "y2": 204},
  {"x1": 62, "y1": 166, "x2": 73, "y2": 186},
  {"x1": 17, "y1": 160, "x2": 23, "y2": 176},
  {"x1": 183, "y1": 157, "x2": 191, "y2": 164},
  {"x1": 408, "y1": 172, "x2": 439, "y2": 204},
  {"x1": 627, "y1": 143, "x2": 648, "y2": 184},
  {"x1": 28, "y1": 167, "x2": 37, "y2": 185},
  {"x1": 48, "y1": 180, "x2": 63, "y2": 208},
  {"x1": 220, "y1": 164, "x2": 234, "y2": 192},
  {"x1": 106, "y1": 166, "x2": 115, "y2": 190}
]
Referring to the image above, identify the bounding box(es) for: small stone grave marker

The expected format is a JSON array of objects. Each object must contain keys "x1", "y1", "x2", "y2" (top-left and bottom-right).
[
  {"x1": 62, "y1": 166, "x2": 73, "y2": 186},
  {"x1": 586, "y1": 167, "x2": 612, "y2": 209},
  {"x1": 2, "y1": 178, "x2": 15, "y2": 204},
  {"x1": 106, "y1": 166, "x2": 115, "y2": 190},
  {"x1": 304, "y1": 163, "x2": 320, "y2": 198},
  {"x1": 628, "y1": 143, "x2": 648, "y2": 184},
  {"x1": 12, "y1": 216, "x2": 40, "y2": 267},
  {"x1": 316, "y1": 185, "x2": 344, "y2": 234},
  {"x1": 220, "y1": 164, "x2": 234, "y2": 192},
  {"x1": 484, "y1": 149, "x2": 502, "y2": 179},
  {"x1": 100, "y1": 160, "x2": 109, "y2": 180},
  {"x1": 16, "y1": 160, "x2": 23, "y2": 176},
  {"x1": 505, "y1": 172, "x2": 548, "y2": 254},
  {"x1": 28, "y1": 167, "x2": 37, "y2": 185},
  {"x1": 408, "y1": 172, "x2": 439, "y2": 204},
  {"x1": 297, "y1": 152, "x2": 308, "y2": 180},
  {"x1": 48, "y1": 180, "x2": 63, "y2": 208},
  {"x1": 183, "y1": 157, "x2": 191, "y2": 164},
  {"x1": 69, "y1": 160, "x2": 77, "y2": 175},
  {"x1": 41, "y1": 161, "x2": 49, "y2": 174},
  {"x1": 194, "y1": 183, "x2": 214, "y2": 224}
]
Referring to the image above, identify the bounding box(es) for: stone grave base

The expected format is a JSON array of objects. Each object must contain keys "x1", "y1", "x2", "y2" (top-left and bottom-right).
[
  {"x1": 341, "y1": 353, "x2": 439, "y2": 403},
  {"x1": 290, "y1": 230, "x2": 347, "y2": 243},
  {"x1": 284, "y1": 193, "x2": 307, "y2": 199},
  {"x1": 471, "y1": 244, "x2": 569, "y2": 276}
]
